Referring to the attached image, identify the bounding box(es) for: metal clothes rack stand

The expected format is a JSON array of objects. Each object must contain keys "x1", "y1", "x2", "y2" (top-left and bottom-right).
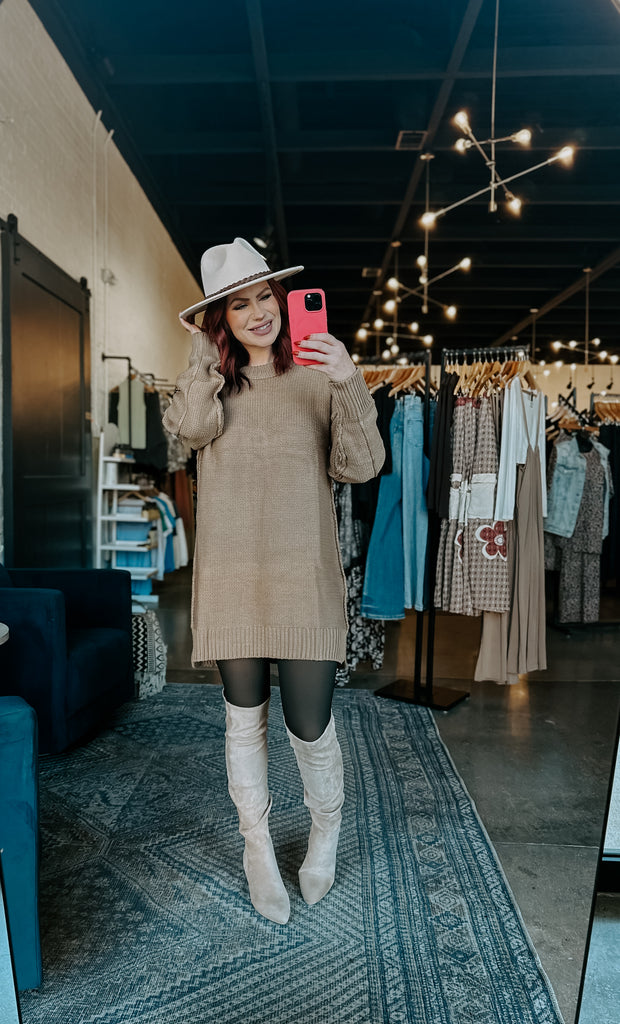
[{"x1": 375, "y1": 344, "x2": 531, "y2": 711}]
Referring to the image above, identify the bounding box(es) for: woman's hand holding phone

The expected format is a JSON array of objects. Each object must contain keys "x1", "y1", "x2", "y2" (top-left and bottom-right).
[{"x1": 296, "y1": 333, "x2": 357, "y2": 382}]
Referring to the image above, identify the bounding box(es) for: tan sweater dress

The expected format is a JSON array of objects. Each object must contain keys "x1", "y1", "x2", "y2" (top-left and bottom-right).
[{"x1": 163, "y1": 332, "x2": 385, "y2": 665}]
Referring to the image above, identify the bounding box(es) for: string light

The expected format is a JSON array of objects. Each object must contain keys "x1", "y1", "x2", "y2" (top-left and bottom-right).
[
  {"x1": 554, "y1": 360, "x2": 564, "y2": 368},
  {"x1": 386, "y1": 277, "x2": 400, "y2": 291},
  {"x1": 422, "y1": 334, "x2": 434, "y2": 346},
  {"x1": 611, "y1": 355, "x2": 619, "y2": 365},
  {"x1": 352, "y1": 353, "x2": 360, "y2": 363},
  {"x1": 409, "y1": 322, "x2": 419, "y2": 333},
  {"x1": 445, "y1": 305, "x2": 458, "y2": 320},
  {"x1": 373, "y1": 318, "x2": 384, "y2": 330},
  {"x1": 390, "y1": 343, "x2": 400, "y2": 356},
  {"x1": 568, "y1": 340, "x2": 577, "y2": 349},
  {"x1": 383, "y1": 299, "x2": 397, "y2": 314},
  {"x1": 356, "y1": 328, "x2": 368, "y2": 341}
]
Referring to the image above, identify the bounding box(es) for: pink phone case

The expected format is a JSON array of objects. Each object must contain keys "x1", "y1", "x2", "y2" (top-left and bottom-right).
[{"x1": 287, "y1": 289, "x2": 328, "y2": 366}]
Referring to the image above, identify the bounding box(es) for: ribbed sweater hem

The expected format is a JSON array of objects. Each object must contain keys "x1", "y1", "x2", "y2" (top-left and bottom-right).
[{"x1": 192, "y1": 626, "x2": 346, "y2": 666}]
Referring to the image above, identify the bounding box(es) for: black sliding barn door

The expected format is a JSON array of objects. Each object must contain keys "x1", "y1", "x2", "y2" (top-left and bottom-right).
[{"x1": 1, "y1": 215, "x2": 92, "y2": 567}]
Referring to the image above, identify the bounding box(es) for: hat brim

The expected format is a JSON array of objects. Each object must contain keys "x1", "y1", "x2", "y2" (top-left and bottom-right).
[{"x1": 179, "y1": 265, "x2": 304, "y2": 320}]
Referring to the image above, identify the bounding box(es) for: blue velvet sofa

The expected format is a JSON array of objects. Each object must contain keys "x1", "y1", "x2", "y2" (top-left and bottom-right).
[
  {"x1": 0, "y1": 696, "x2": 41, "y2": 990},
  {"x1": 0, "y1": 566, "x2": 134, "y2": 754}
]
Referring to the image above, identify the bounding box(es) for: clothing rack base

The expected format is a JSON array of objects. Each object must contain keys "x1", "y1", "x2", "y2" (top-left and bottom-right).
[{"x1": 375, "y1": 678, "x2": 469, "y2": 711}]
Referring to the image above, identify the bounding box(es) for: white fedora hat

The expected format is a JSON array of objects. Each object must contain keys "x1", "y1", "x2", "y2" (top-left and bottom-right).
[{"x1": 179, "y1": 237, "x2": 304, "y2": 319}]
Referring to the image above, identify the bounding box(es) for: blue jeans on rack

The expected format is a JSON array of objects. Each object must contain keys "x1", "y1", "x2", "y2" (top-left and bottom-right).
[
  {"x1": 402, "y1": 395, "x2": 429, "y2": 611},
  {"x1": 361, "y1": 400, "x2": 405, "y2": 620}
]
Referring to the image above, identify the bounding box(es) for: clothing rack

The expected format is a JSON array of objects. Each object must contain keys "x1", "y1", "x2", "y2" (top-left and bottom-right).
[
  {"x1": 364, "y1": 351, "x2": 460, "y2": 711},
  {"x1": 102, "y1": 354, "x2": 172, "y2": 447},
  {"x1": 558, "y1": 392, "x2": 590, "y2": 428},
  {"x1": 441, "y1": 343, "x2": 531, "y2": 370},
  {"x1": 590, "y1": 392, "x2": 620, "y2": 419},
  {"x1": 399, "y1": 343, "x2": 529, "y2": 710}
]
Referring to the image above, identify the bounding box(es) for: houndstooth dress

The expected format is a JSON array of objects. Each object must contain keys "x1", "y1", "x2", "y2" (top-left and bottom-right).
[{"x1": 435, "y1": 396, "x2": 510, "y2": 616}]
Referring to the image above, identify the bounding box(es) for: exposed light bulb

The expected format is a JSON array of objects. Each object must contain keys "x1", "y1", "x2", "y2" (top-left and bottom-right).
[
  {"x1": 420, "y1": 211, "x2": 437, "y2": 229},
  {"x1": 416, "y1": 255, "x2": 427, "y2": 270},
  {"x1": 455, "y1": 138, "x2": 469, "y2": 154},
  {"x1": 512, "y1": 129, "x2": 532, "y2": 146},
  {"x1": 555, "y1": 360, "x2": 564, "y2": 368},
  {"x1": 373, "y1": 318, "x2": 384, "y2": 330},
  {"x1": 568, "y1": 340, "x2": 577, "y2": 349},
  {"x1": 252, "y1": 236, "x2": 268, "y2": 249},
  {"x1": 381, "y1": 349, "x2": 391, "y2": 361},
  {"x1": 386, "y1": 277, "x2": 400, "y2": 291},
  {"x1": 459, "y1": 257, "x2": 472, "y2": 270},
  {"x1": 507, "y1": 195, "x2": 522, "y2": 215},
  {"x1": 386, "y1": 336, "x2": 394, "y2": 345},
  {"x1": 543, "y1": 369, "x2": 551, "y2": 377},
  {"x1": 383, "y1": 299, "x2": 397, "y2": 314},
  {"x1": 453, "y1": 110, "x2": 470, "y2": 132},
  {"x1": 592, "y1": 337, "x2": 601, "y2": 346},
  {"x1": 599, "y1": 351, "x2": 609, "y2": 360},
  {"x1": 397, "y1": 356, "x2": 409, "y2": 365},
  {"x1": 419, "y1": 274, "x2": 428, "y2": 285},
  {"x1": 352, "y1": 353, "x2": 360, "y2": 363},
  {"x1": 356, "y1": 328, "x2": 368, "y2": 341},
  {"x1": 551, "y1": 400, "x2": 558, "y2": 408},
  {"x1": 539, "y1": 360, "x2": 546, "y2": 366},
  {"x1": 556, "y1": 145, "x2": 575, "y2": 165},
  {"x1": 445, "y1": 305, "x2": 457, "y2": 320},
  {"x1": 409, "y1": 321, "x2": 419, "y2": 333},
  {"x1": 551, "y1": 341, "x2": 563, "y2": 352},
  {"x1": 422, "y1": 334, "x2": 434, "y2": 346},
  {"x1": 390, "y1": 343, "x2": 400, "y2": 356},
  {"x1": 571, "y1": 363, "x2": 577, "y2": 371},
  {"x1": 611, "y1": 355, "x2": 619, "y2": 364},
  {"x1": 601, "y1": 390, "x2": 607, "y2": 397}
]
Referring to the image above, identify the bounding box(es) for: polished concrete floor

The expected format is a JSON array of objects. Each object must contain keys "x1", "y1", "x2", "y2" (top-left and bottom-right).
[{"x1": 154, "y1": 567, "x2": 620, "y2": 1024}]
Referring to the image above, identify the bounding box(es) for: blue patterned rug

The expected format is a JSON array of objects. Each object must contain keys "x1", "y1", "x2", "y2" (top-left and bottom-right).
[{"x1": 20, "y1": 685, "x2": 564, "y2": 1024}]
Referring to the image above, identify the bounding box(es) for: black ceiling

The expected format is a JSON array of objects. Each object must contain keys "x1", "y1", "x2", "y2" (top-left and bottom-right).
[{"x1": 31, "y1": 0, "x2": 620, "y2": 360}]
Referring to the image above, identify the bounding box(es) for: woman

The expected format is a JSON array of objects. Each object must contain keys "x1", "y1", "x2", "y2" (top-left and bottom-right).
[{"x1": 163, "y1": 238, "x2": 385, "y2": 924}]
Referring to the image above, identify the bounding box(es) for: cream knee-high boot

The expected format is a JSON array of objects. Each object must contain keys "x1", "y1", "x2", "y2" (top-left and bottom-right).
[
  {"x1": 286, "y1": 715, "x2": 344, "y2": 906},
  {"x1": 223, "y1": 695, "x2": 290, "y2": 925}
]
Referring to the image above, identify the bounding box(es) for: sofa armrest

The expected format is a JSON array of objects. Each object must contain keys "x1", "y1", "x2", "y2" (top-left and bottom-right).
[
  {"x1": 9, "y1": 569, "x2": 132, "y2": 633},
  {"x1": 0, "y1": 588, "x2": 68, "y2": 753}
]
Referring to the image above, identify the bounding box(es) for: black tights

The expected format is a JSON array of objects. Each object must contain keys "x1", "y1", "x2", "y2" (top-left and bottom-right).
[{"x1": 217, "y1": 658, "x2": 337, "y2": 742}]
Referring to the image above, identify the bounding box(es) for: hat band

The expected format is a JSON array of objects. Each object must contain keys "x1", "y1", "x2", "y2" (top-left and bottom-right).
[{"x1": 205, "y1": 269, "x2": 276, "y2": 302}]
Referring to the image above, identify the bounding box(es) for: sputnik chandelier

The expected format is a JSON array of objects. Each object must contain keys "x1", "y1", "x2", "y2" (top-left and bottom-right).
[
  {"x1": 420, "y1": 0, "x2": 575, "y2": 230},
  {"x1": 354, "y1": 156, "x2": 473, "y2": 359},
  {"x1": 541, "y1": 268, "x2": 619, "y2": 385},
  {"x1": 383, "y1": 155, "x2": 473, "y2": 328}
]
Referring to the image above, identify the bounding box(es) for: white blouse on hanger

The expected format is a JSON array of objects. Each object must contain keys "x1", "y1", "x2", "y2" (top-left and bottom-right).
[{"x1": 494, "y1": 377, "x2": 547, "y2": 522}]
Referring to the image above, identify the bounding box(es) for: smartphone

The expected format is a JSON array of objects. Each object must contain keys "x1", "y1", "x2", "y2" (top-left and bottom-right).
[{"x1": 287, "y1": 289, "x2": 328, "y2": 366}]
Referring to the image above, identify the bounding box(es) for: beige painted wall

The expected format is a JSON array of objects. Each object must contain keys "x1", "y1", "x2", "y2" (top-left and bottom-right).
[{"x1": 0, "y1": 0, "x2": 202, "y2": 558}]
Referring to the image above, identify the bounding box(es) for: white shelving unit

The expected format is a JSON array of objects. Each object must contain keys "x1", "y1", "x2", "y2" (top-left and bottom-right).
[{"x1": 95, "y1": 428, "x2": 160, "y2": 609}]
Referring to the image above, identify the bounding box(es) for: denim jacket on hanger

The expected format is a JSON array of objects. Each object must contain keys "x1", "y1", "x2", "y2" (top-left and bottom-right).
[{"x1": 544, "y1": 435, "x2": 613, "y2": 539}]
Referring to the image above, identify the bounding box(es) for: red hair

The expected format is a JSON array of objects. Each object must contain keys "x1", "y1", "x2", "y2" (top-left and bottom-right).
[{"x1": 200, "y1": 278, "x2": 293, "y2": 393}]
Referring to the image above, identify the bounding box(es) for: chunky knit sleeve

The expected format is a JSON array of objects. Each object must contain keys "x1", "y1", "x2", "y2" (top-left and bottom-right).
[
  {"x1": 327, "y1": 369, "x2": 386, "y2": 483},
  {"x1": 162, "y1": 331, "x2": 225, "y2": 450}
]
